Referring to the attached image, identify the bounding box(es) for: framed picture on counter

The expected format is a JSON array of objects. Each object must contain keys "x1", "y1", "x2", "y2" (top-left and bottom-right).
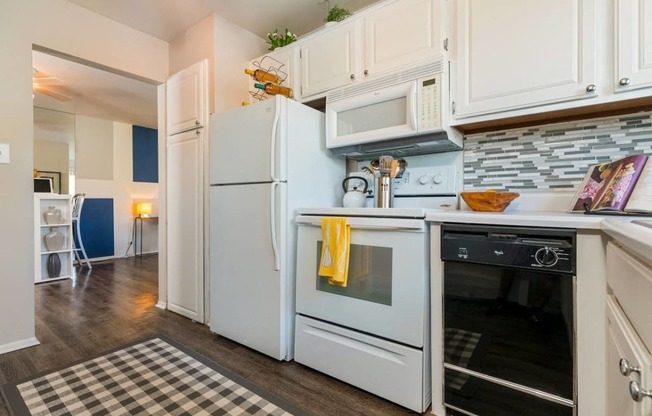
[{"x1": 37, "y1": 171, "x2": 61, "y2": 194}]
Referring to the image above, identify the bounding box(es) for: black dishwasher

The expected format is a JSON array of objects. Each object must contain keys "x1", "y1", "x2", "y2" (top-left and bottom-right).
[{"x1": 441, "y1": 223, "x2": 576, "y2": 416}]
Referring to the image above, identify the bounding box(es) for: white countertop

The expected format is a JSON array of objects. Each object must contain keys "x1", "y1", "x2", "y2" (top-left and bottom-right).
[
  {"x1": 601, "y1": 218, "x2": 652, "y2": 263},
  {"x1": 425, "y1": 210, "x2": 603, "y2": 230}
]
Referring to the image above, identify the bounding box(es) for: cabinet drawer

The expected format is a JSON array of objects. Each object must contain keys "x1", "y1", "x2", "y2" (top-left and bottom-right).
[
  {"x1": 294, "y1": 314, "x2": 429, "y2": 412},
  {"x1": 607, "y1": 296, "x2": 652, "y2": 415},
  {"x1": 607, "y1": 241, "x2": 652, "y2": 348}
]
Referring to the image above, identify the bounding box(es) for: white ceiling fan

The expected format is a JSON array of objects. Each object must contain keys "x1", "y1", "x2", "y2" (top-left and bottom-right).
[{"x1": 32, "y1": 68, "x2": 72, "y2": 102}]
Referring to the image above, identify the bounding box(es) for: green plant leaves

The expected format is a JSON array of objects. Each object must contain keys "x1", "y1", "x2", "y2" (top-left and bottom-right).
[{"x1": 266, "y1": 28, "x2": 298, "y2": 51}]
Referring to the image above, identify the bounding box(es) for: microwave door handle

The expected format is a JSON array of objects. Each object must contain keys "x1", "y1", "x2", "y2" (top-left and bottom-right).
[{"x1": 407, "y1": 82, "x2": 418, "y2": 131}]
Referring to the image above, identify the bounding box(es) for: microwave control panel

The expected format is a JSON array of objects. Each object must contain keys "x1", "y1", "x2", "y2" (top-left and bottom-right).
[{"x1": 419, "y1": 75, "x2": 441, "y2": 132}]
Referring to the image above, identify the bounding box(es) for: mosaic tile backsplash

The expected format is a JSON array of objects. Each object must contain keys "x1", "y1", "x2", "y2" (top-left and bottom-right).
[{"x1": 463, "y1": 111, "x2": 652, "y2": 191}]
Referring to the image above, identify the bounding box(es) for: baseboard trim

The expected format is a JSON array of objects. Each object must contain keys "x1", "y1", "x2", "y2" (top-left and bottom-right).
[
  {"x1": 155, "y1": 301, "x2": 167, "y2": 310},
  {"x1": 0, "y1": 337, "x2": 40, "y2": 355}
]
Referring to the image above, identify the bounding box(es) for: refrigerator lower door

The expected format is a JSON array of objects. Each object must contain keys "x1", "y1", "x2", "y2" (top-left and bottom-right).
[{"x1": 209, "y1": 183, "x2": 289, "y2": 360}]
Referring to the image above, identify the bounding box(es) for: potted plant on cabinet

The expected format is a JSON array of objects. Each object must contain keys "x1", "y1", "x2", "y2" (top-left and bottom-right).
[
  {"x1": 321, "y1": 0, "x2": 352, "y2": 26},
  {"x1": 266, "y1": 28, "x2": 298, "y2": 51}
]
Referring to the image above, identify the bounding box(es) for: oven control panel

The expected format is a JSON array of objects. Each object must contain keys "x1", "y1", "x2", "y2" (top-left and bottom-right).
[{"x1": 347, "y1": 166, "x2": 457, "y2": 197}]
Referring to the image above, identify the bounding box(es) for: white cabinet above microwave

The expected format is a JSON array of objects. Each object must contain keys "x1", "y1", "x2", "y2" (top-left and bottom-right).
[{"x1": 300, "y1": 0, "x2": 443, "y2": 99}]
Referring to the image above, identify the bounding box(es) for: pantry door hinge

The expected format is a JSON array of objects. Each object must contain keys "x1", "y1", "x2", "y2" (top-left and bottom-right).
[
  {"x1": 451, "y1": 101, "x2": 456, "y2": 115},
  {"x1": 443, "y1": 38, "x2": 449, "y2": 51}
]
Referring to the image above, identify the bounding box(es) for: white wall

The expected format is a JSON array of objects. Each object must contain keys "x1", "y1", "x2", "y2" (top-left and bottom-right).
[
  {"x1": 0, "y1": 3, "x2": 38, "y2": 354},
  {"x1": 0, "y1": 0, "x2": 168, "y2": 354},
  {"x1": 75, "y1": 116, "x2": 114, "y2": 181},
  {"x1": 76, "y1": 119, "x2": 159, "y2": 258},
  {"x1": 213, "y1": 13, "x2": 267, "y2": 114},
  {"x1": 34, "y1": 140, "x2": 69, "y2": 194},
  {"x1": 169, "y1": 14, "x2": 216, "y2": 113}
]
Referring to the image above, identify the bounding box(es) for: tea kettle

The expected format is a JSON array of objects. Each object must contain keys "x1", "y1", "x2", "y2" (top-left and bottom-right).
[{"x1": 342, "y1": 176, "x2": 369, "y2": 208}]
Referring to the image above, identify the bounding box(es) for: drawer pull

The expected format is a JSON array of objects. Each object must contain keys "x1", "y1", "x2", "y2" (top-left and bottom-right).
[
  {"x1": 620, "y1": 358, "x2": 641, "y2": 376},
  {"x1": 629, "y1": 381, "x2": 652, "y2": 402}
]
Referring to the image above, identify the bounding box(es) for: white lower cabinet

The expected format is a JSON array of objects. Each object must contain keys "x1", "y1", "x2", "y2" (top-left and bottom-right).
[
  {"x1": 606, "y1": 241, "x2": 652, "y2": 415},
  {"x1": 34, "y1": 194, "x2": 73, "y2": 283},
  {"x1": 294, "y1": 315, "x2": 429, "y2": 412}
]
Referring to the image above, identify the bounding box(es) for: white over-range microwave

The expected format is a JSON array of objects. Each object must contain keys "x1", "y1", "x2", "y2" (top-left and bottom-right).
[{"x1": 325, "y1": 61, "x2": 463, "y2": 159}]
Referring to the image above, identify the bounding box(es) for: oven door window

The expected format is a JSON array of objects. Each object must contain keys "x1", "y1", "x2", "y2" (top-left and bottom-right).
[
  {"x1": 296, "y1": 220, "x2": 428, "y2": 348},
  {"x1": 316, "y1": 242, "x2": 392, "y2": 306}
]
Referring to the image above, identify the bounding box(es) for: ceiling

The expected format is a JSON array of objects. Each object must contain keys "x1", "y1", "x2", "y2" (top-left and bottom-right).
[
  {"x1": 34, "y1": 1, "x2": 381, "y2": 138},
  {"x1": 65, "y1": 0, "x2": 381, "y2": 41},
  {"x1": 33, "y1": 50, "x2": 158, "y2": 130}
]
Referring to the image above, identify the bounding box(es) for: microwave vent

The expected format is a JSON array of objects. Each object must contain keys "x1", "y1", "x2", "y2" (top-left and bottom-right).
[
  {"x1": 327, "y1": 60, "x2": 443, "y2": 103},
  {"x1": 329, "y1": 128, "x2": 463, "y2": 160}
]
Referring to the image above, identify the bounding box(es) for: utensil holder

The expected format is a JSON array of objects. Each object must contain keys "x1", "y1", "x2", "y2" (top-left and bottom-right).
[{"x1": 375, "y1": 175, "x2": 394, "y2": 208}]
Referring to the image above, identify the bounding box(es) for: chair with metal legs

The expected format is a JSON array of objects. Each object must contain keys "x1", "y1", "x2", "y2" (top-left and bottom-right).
[{"x1": 71, "y1": 193, "x2": 92, "y2": 270}]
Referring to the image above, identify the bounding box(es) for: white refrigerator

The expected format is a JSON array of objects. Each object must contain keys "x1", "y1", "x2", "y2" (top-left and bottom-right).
[{"x1": 209, "y1": 96, "x2": 344, "y2": 360}]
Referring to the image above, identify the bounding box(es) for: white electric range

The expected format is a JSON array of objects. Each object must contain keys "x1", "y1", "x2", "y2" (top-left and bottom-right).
[{"x1": 293, "y1": 154, "x2": 460, "y2": 413}]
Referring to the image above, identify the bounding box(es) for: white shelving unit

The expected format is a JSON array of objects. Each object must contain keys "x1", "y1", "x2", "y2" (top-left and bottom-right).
[{"x1": 34, "y1": 194, "x2": 73, "y2": 284}]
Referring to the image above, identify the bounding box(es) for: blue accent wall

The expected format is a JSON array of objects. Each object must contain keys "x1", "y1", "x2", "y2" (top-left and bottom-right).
[
  {"x1": 132, "y1": 125, "x2": 158, "y2": 183},
  {"x1": 78, "y1": 198, "x2": 114, "y2": 259}
]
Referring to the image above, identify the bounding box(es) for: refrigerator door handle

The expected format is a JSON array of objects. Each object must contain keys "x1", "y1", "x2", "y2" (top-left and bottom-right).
[
  {"x1": 270, "y1": 182, "x2": 280, "y2": 271},
  {"x1": 270, "y1": 99, "x2": 281, "y2": 182}
]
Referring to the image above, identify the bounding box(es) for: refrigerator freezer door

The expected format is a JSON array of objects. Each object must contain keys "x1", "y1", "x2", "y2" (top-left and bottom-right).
[
  {"x1": 210, "y1": 96, "x2": 284, "y2": 185},
  {"x1": 209, "y1": 183, "x2": 290, "y2": 360}
]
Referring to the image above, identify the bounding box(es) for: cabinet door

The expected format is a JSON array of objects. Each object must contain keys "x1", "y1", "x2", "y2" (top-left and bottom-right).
[
  {"x1": 616, "y1": 0, "x2": 652, "y2": 92},
  {"x1": 607, "y1": 296, "x2": 652, "y2": 416},
  {"x1": 300, "y1": 21, "x2": 358, "y2": 98},
  {"x1": 248, "y1": 47, "x2": 299, "y2": 102},
  {"x1": 363, "y1": 0, "x2": 441, "y2": 78},
  {"x1": 454, "y1": 0, "x2": 597, "y2": 118},
  {"x1": 167, "y1": 129, "x2": 204, "y2": 323},
  {"x1": 167, "y1": 60, "x2": 207, "y2": 135}
]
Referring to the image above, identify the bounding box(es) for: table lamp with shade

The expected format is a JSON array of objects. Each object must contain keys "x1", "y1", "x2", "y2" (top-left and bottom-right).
[{"x1": 135, "y1": 202, "x2": 152, "y2": 218}]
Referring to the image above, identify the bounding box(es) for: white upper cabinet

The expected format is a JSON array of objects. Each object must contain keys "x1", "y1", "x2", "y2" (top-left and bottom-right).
[
  {"x1": 300, "y1": 21, "x2": 358, "y2": 98},
  {"x1": 453, "y1": 0, "x2": 597, "y2": 119},
  {"x1": 363, "y1": 0, "x2": 441, "y2": 78},
  {"x1": 299, "y1": 0, "x2": 443, "y2": 99},
  {"x1": 615, "y1": 0, "x2": 652, "y2": 92},
  {"x1": 167, "y1": 60, "x2": 207, "y2": 135}
]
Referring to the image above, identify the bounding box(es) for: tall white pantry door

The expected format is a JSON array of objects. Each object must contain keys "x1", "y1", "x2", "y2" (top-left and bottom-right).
[{"x1": 166, "y1": 60, "x2": 207, "y2": 323}]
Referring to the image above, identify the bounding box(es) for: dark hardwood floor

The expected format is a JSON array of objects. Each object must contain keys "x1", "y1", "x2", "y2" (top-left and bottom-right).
[{"x1": 0, "y1": 256, "x2": 418, "y2": 416}]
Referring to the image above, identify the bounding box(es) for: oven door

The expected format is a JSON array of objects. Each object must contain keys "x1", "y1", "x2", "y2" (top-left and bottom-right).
[{"x1": 295, "y1": 215, "x2": 428, "y2": 347}]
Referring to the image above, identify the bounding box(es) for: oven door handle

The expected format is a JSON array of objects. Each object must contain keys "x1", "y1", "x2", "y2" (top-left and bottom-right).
[{"x1": 296, "y1": 216, "x2": 425, "y2": 232}]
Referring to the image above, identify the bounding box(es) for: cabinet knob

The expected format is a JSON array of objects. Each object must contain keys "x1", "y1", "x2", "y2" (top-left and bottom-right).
[
  {"x1": 620, "y1": 358, "x2": 641, "y2": 376},
  {"x1": 195, "y1": 120, "x2": 200, "y2": 125},
  {"x1": 629, "y1": 381, "x2": 652, "y2": 402},
  {"x1": 619, "y1": 78, "x2": 631, "y2": 87},
  {"x1": 364, "y1": 70, "x2": 369, "y2": 76},
  {"x1": 586, "y1": 84, "x2": 597, "y2": 93},
  {"x1": 350, "y1": 74, "x2": 356, "y2": 80}
]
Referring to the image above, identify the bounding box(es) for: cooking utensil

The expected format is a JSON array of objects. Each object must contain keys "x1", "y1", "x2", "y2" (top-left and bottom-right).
[
  {"x1": 379, "y1": 155, "x2": 393, "y2": 175},
  {"x1": 390, "y1": 159, "x2": 399, "y2": 178}
]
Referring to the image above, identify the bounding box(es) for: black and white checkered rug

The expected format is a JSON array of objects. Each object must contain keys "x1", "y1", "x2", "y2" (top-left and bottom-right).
[{"x1": 1, "y1": 336, "x2": 307, "y2": 416}]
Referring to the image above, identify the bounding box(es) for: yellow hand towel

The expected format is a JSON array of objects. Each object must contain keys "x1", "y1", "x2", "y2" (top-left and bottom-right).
[{"x1": 318, "y1": 217, "x2": 350, "y2": 287}]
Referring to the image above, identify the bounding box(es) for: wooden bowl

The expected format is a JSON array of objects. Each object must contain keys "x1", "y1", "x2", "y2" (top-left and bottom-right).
[{"x1": 461, "y1": 191, "x2": 520, "y2": 212}]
